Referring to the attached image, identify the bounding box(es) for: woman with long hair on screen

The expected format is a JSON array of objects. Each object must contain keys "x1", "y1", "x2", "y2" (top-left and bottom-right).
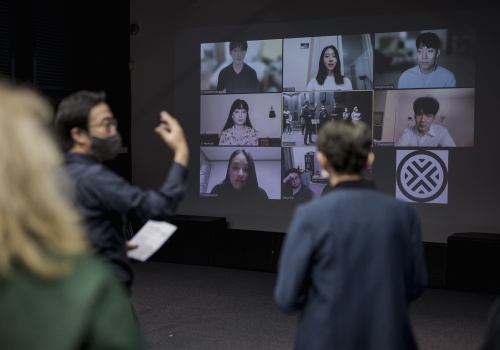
[
  {"x1": 210, "y1": 149, "x2": 268, "y2": 201},
  {"x1": 218, "y1": 99, "x2": 259, "y2": 146},
  {"x1": 0, "y1": 83, "x2": 144, "y2": 350},
  {"x1": 306, "y1": 45, "x2": 353, "y2": 91}
]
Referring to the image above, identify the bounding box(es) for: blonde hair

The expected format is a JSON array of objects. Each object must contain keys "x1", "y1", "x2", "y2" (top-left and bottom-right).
[{"x1": 0, "y1": 83, "x2": 89, "y2": 279}]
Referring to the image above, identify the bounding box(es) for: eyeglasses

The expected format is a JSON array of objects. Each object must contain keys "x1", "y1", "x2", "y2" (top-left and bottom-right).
[
  {"x1": 88, "y1": 118, "x2": 118, "y2": 131},
  {"x1": 290, "y1": 176, "x2": 300, "y2": 181}
]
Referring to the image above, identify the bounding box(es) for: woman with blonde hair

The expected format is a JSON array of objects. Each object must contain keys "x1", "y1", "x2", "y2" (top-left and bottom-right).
[{"x1": 0, "y1": 83, "x2": 144, "y2": 350}]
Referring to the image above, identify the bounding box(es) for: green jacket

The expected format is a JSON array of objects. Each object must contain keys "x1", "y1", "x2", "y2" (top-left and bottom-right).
[{"x1": 0, "y1": 255, "x2": 145, "y2": 350}]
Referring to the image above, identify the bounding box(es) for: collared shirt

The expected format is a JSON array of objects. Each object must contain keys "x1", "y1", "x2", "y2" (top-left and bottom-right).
[
  {"x1": 397, "y1": 124, "x2": 456, "y2": 147},
  {"x1": 63, "y1": 153, "x2": 188, "y2": 287},
  {"x1": 321, "y1": 178, "x2": 376, "y2": 196}
]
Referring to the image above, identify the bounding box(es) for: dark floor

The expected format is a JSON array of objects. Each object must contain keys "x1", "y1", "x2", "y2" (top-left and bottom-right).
[{"x1": 131, "y1": 261, "x2": 497, "y2": 350}]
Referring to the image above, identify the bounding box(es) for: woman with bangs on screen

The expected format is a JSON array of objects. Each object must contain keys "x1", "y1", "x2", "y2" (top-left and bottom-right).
[
  {"x1": 210, "y1": 149, "x2": 268, "y2": 201},
  {"x1": 218, "y1": 99, "x2": 259, "y2": 146},
  {"x1": 306, "y1": 45, "x2": 353, "y2": 91}
]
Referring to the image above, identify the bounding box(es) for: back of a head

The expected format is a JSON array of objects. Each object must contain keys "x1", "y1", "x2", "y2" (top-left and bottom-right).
[
  {"x1": 0, "y1": 83, "x2": 88, "y2": 279},
  {"x1": 318, "y1": 120, "x2": 372, "y2": 175},
  {"x1": 0, "y1": 84, "x2": 59, "y2": 207},
  {"x1": 416, "y1": 32, "x2": 441, "y2": 50},
  {"x1": 54, "y1": 90, "x2": 106, "y2": 152}
]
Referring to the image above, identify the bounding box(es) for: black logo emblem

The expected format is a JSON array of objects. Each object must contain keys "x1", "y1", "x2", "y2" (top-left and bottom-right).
[{"x1": 396, "y1": 150, "x2": 448, "y2": 203}]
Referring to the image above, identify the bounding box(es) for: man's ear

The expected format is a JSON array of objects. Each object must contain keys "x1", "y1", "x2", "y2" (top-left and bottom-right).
[
  {"x1": 317, "y1": 151, "x2": 331, "y2": 178},
  {"x1": 366, "y1": 151, "x2": 375, "y2": 168},
  {"x1": 316, "y1": 151, "x2": 327, "y2": 170},
  {"x1": 70, "y1": 127, "x2": 89, "y2": 146}
]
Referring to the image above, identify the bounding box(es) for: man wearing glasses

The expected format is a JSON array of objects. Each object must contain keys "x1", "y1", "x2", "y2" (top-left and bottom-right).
[
  {"x1": 54, "y1": 90, "x2": 189, "y2": 292},
  {"x1": 281, "y1": 168, "x2": 313, "y2": 201}
]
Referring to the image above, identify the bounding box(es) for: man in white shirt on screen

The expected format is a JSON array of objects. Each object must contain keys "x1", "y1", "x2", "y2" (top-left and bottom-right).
[
  {"x1": 397, "y1": 96, "x2": 456, "y2": 147},
  {"x1": 397, "y1": 32, "x2": 456, "y2": 89}
]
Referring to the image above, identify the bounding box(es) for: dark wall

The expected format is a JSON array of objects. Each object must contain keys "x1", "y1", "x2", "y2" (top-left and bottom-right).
[
  {"x1": 129, "y1": 0, "x2": 494, "y2": 129},
  {"x1": 130, "y1": 1, "x2": 500, "y2": 242},
  {"x1": 2, "y1": 0, "x2": 131, "y2": 180}
]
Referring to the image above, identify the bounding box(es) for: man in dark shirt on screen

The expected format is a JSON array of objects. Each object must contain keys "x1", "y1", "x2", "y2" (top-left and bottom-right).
[
  {"x1": 217, "y1": 41, "x2": 260, "y2": 93},
  {"x1": 331, "y1": 102, "x2": 343, "y2": 121},
  {"x1": 301, "y1": 99, "x2": 317, "y2": 146},
  {"x1": 281, "y1": 168, "x2": 313, "y2": 201}
]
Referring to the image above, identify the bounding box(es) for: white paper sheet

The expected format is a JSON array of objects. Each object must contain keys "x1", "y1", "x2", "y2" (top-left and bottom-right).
[{"x1": 126, "y1": 220, "x2": 177, "y2": 262}]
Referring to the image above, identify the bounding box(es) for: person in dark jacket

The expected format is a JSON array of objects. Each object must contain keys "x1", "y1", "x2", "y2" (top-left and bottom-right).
[
  {"x1": 274, "y1": 120, "x2": 427, "y2": 350},
  {"x1": 54, "y1": 90, "x2": 189, "y2": 291},
  {"x1": 301, "y1": 99, "x2": 317, "y2": 145}
]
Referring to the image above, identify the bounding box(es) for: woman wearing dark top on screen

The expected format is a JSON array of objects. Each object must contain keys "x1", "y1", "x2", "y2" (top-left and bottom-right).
[{"x1": 210, "y1": 149, "x2": 269, "y2": 200}]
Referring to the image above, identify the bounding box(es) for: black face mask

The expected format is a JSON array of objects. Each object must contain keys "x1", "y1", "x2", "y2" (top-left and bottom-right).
[{"x1": 91, "y1": 133, "x2": 122, "y2": 161}]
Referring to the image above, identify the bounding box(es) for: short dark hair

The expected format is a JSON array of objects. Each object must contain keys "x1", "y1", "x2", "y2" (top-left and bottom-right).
[
  {"x1": 54, "y1": 90, "x2": 106, "y2": 152},
  {"x1": 286, "y1": 168, "x2": 301, "y2": 177},
  {"x1": 318, "y1": 120, "x2": 372, "y2": 175},
  {"x1": 229, "y1": 41, "x2": 248, "y2": 52},
  {"x1": 415, "y1": 32, "x2": 441, "y2": 50},
  {"x1": 413, "y1": 96, "x2": 440, "y2": 115}
]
